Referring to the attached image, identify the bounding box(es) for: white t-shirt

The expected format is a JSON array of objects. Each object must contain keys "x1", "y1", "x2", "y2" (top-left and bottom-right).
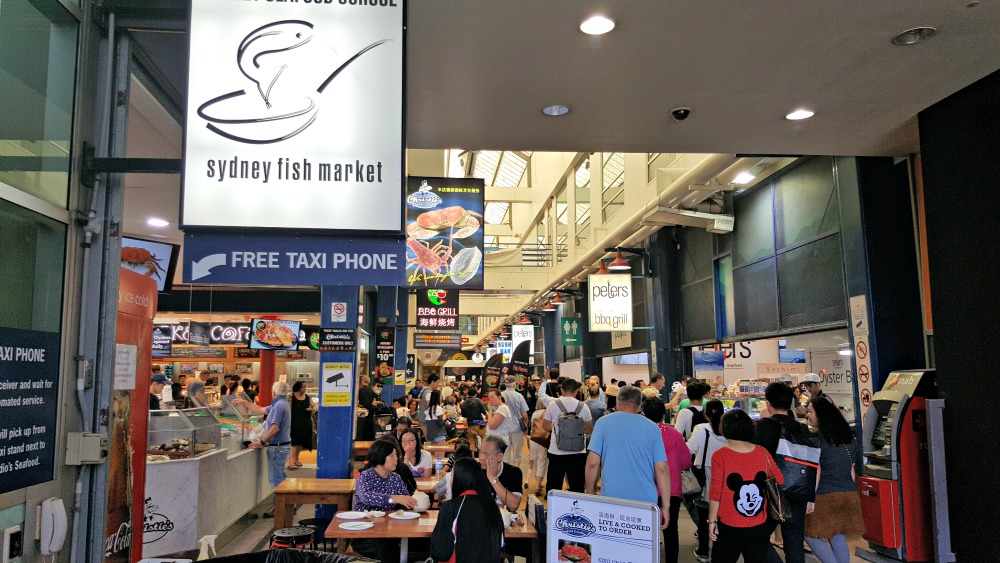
[
  {"x1": 487, "y1": 404, "x2": 511, "y2": 443},
  {"x1": 405, "y1": 448, "x2": 433, "y2": 477},
  {"x1": 674, "y1": 404, "x2": 704, "y2": 440},
  {"x1": 544, "y1": 396, "x2": 593, "y2": 455},
  {"x1": 441, "y1": 385, "x2": 454, "y2": 400}
]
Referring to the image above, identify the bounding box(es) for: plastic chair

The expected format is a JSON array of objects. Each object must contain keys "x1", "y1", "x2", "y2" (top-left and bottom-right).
[{"x1": 297, "y1": 518, "x2": 333, "y2": 551}]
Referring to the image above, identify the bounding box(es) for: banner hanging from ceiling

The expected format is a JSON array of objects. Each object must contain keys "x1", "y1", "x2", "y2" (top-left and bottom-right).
[
  {"x1": 588, "y1": 273, "x2": 633, "y2": 332},
  {"x1": 415, "y1": 289, "x2": 460, "y2": 330},
  {"x1": 182, "y1": 0, "x2": 404, "y2": 233},
  {"x1": 405, "y1": 176, "x2": 485, "y2": 289}
]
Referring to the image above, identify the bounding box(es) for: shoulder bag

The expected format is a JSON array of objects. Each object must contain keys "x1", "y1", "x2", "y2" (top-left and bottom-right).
[
  {"x1": 773, "y1": 417, "x2": 822, "y2": 502},
  {"x1": 691, "y1": 427, "x2": 710, "y2": 487},
  {"x1": 764, "y1": 449, "x2": 793, "y2": 523},
  {"x1": 529, "y1": 413, "x2": 550, "y2": 449}
]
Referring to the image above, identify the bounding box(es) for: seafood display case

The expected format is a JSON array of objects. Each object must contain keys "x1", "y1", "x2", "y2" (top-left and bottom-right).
[
  {"x1": 147, "y1": 407, "x2": 222, "y2": 459},
  {"x1": 216, "y1": 393, "x2": 265, "y2": 450}
]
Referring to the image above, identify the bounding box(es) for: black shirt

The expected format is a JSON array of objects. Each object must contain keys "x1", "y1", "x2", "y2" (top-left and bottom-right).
[
  {"x1": 149, "y1": 393, "x2": 160, "y2": 410},
  {"x1": 460, "y1": 397, "x2": 488, "y2": 422},
  {"x1": 491, "y1": 462, "x2": 523, "y2": 507},
  {"x1": 755, "y1": 413, "x2": 808, "y2": 456}
]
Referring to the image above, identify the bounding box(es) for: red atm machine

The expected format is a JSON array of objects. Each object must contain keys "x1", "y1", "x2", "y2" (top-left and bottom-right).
[{"x1": 858, "y1": 369, "x2": 936, "y2": 562}]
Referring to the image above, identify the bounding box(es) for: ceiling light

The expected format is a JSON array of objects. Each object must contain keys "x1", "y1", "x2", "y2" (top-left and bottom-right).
[
  {"x1": 785, "y1": 108, "x2": 815, "y2": 120},
  {"x1": 147, "y1": 217, "x2": 170, "y2": 227},
  {"x1": 542, "y1": 104, "x2": 570, "y2": 117},
  {"x1": 580, "y1": 15, "x2": 615, "y2": 35},
  {"x1": 608, "y1": 250, "x2": 631, "y2": 271},
  {"x1": 732, "y1": 172, "x2": 757, "y2": 185},
  {"x1": 543, "y1": 300, "x2": 557, "y2": 312},
  {"x1": 597, "y1": 261, "x2": 609, "y2": 275},
  {"x1": 551, "y1": 293, "x2": 565, "y2": 306},
  {"x1": 892, "y1": 26, "x2": 937, "y2": 46},
  {"x1": 838, "y1": 350, "x2": 853, "y2": 356}
]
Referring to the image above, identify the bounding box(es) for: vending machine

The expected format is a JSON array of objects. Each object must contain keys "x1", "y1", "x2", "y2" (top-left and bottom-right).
[{"x1": 858, "y1": 369, "x2": 936, "y2": 562}]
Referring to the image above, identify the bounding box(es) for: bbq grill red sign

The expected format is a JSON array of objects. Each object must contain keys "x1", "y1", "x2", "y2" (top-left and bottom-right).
[
  {"x1": 405, "y1": 176, "x2": 485, "y2": 289},
  {"x1": 416, "y1": 289, "x2": 460, "y2": 330}
]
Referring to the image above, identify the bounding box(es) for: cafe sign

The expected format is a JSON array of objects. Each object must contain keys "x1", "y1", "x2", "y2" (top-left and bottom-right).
[{"x1": 588, "y1": 273, "x2": 632, "y2": 332}]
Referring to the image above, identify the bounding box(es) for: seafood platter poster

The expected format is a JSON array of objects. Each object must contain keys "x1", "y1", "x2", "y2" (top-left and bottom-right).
[
  {"x1": 405, "y1": 176, "x2": 485, "y2": 289},
  {"x1": 547, "y1": 491, "x2": 660, "y2": 563},
  {"x1": 183, "y1": 0, "x2": 404, "y2": 233}
]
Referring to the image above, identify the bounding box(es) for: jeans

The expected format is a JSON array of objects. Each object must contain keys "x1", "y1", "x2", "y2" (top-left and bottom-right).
[
  {"x1": 695, "y1": 500, "x2": 711, "y2": 556},
  {"x1": 767, "y1": 497, "x2": 807, "y2": 563},
  {"x1": 545, "y1": 452, "x2": 587, "y2": 493},
  {"x1": 505, "y1": 431, "x2": 525, "y2": 467},
  {"x1": 712, "y1": 522, "x2": 771, "y2": 563},
  {"x1": 266, "y1": 444, "x2": 291, "y2": 489},
  {"x1": 806, "y1": 534, "x2": 851, "y2": 563},
  {"x1": 661, "y1": 496, "x2": 682, "y2": 563}
]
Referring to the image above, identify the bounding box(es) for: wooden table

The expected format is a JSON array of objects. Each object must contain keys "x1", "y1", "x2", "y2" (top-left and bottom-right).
[
  {"x1": 273, "y1": 478, "x2": 354, "y2": 530},
  {"x1": 354, "y1": 440, "x2": 476, "y2": 460},
  {"x1": 273, "y1": 477, "x2": 440, "y2": 530},
  {"x1": 325, "y1": 509, "x2": 539, "y2": 563}
]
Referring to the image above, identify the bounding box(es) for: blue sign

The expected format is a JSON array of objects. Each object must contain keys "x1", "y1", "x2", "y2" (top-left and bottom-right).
[
  {"x1": 0, "y1": 328, "x2": 60, "y2": 494},
  {"x1": 183, "y1": 233, "x2": 405, "y2": 286}
]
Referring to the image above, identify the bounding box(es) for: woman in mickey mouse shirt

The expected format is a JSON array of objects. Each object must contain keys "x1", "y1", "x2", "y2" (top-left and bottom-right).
[{"x1": 707, "y1": 409, "x2": 783, "y2": 563}]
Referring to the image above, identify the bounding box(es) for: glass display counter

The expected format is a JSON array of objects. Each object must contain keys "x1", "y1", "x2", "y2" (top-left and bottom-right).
[
  {"x1": 147, "y1": 407, "x2": 222, "y2": 459},
  {"x1": 216, "y1": 393, "x2": 265, "y2": 450}
]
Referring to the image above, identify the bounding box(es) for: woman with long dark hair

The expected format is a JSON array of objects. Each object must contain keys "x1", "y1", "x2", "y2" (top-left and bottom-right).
[
  {"x1": 707, "y1": 410, "x2": 783, "y2": 563},
  {"x1": 400, "y1": 427, "x2": 433, "y2": 476},
  {"x1": 425, "y1": 390, "x2": 447, "y2": 443},
  {"x1": 804, "y1": 397, "x2": 865, "y2": 563},
  {"x1": 687, "y1": 399, "x2": 728, "y2": 562},
  {"x1": 429, "y1": 457, "x2": 505, "y2": 562},
  {"x1": 286, "y1": 381, "x2": 313, "y2": 469}
]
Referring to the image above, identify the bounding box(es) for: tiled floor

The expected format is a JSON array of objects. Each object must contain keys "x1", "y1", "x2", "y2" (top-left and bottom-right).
[{"x1": 216, "y1": 444, "x2": 867, "y2": 562}]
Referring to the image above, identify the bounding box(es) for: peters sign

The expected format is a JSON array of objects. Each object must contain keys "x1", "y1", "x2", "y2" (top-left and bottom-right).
[{"x1": 588, "y1": 274, "x2": 632, "y2": 332}]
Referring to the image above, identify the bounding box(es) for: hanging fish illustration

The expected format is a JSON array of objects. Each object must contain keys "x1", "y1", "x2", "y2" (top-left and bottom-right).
[{"x1": 197, "y1": 19, "x2": 390, "y2": 144}]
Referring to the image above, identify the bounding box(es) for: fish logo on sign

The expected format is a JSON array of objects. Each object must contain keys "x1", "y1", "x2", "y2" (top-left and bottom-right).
[{"x1": 197, "y1": 20, "x2": 390, "y2": 144}]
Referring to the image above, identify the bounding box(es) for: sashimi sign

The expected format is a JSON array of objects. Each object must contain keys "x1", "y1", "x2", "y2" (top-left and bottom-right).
[
  {"x1": 182, "y1": 0, "x2": 404, "y2": 233},
  {"x1": 182, "y1": 232, "x2": 404, "y2": 286}
]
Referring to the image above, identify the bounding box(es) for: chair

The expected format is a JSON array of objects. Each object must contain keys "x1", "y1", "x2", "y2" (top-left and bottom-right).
[
  {"x1": 270, "y1": 526, "x2": 316, "y2": 551},
  {"x1": 297, "y1": 518, "x2": 334, "y2": 551}
]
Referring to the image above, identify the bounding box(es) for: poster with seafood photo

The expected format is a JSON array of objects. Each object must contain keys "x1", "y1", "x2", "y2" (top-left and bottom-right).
[{"x1": 405, "y1": 176, "x2": 485, "y2": 289}]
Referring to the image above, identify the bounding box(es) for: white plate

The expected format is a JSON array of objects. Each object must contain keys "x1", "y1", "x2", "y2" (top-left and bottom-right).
[
  {"x1": 339, "y1": 521, "x2": 374, "y2": 530},
  {"x1": 367, "y1": 511, "x2": 386, "y2": 518},
  {"x1": 336, "y1": 511, "x2": 369, "y2": 520},
  {"x1": 388, "y1": 511, "x2": 420, "y2": 520}
]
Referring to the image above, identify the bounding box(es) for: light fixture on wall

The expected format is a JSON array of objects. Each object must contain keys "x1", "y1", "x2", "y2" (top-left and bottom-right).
[
  {"x1": 607, "y1": 250, "x2": 631, "y2": 271},
  {"x1": 518, "y1": 315, "x2": 533, "y2": 324},
  {"x1": 550, "y1": 293, "x2": 565, "y2": 306},
  {"x1": 597, "y1": 261, "x2": 609, "y2": 275},
  {"x1": 543, "y1": 299, "x2": 557, "y2": 312}
]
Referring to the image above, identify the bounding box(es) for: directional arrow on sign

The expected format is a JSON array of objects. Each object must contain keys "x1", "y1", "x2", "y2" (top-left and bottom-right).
[{"x1": 190, "y1": 253, "x2": 227, "y2": 280}]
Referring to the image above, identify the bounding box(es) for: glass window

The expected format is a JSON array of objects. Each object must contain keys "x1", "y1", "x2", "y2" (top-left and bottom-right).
[
  {"x1": 774, "y1": 157, "x2": 839, "y2": 249},
  {"x1": 716, "y1": 255, "x2": 735, "y2": 338},
  {"x1": 0, "y1": 199, "x2": 66, "y2": 332},
  {"x1": 555, "y1": 183, "x2": 568, "y2": 263},
  {"x1": 732, "y1": 183, "x2": 775, "y2": 266},
  {"x1": 602, "y1": 152, "x2": 625, "y2": 223},
  {"x1": 0, "y1": 0, "x2": 78, "y2": 208},
  {"x1": 575, "y1": 157, "x2": 591, "y2": 246}
]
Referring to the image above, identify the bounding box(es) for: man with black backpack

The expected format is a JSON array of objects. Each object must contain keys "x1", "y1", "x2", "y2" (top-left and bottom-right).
[
  {"x1": 541, "y1": 378, "x2": 593, "y2": 493},
  {"x1": 674, "y1": 382, "x2": 710, "y2": 440},
  {"x1": 756, "y1": 382, "x2": 821, "y2": 563}
]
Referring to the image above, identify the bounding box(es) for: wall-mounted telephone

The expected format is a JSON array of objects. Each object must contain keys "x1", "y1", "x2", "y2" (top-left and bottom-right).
[{"x1": 38, "y1": 498, "x2": 67, "y2": 556}]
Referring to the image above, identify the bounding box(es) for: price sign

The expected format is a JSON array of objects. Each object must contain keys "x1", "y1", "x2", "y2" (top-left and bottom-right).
[{"x1": 374, "y1": 328, "x2": 394, "y2": 379}]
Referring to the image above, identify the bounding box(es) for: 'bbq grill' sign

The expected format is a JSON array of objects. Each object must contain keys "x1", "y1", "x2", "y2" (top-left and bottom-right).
[{"x1": 415, "y1": 289, "x2": 460, "y2": 330}]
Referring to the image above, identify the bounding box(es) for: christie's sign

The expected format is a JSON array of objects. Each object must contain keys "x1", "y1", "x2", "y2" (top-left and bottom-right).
[{"x1": 588, "y1": 273, "x2": 632, "y2": 332}]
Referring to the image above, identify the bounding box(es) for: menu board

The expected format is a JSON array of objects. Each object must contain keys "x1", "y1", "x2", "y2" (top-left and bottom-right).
[
  {"x1": 547, "y1": 491, "x2": 660, "y2": 563},
  {"x1": 151, "y1": 326, "x2": 172, "y2": 358},
  {"x1": 0, "y1": 328, "x2": 60, "y2": 494},
  {"x1": 405, "y1": 176, "x2": 484, "y2": 289}
]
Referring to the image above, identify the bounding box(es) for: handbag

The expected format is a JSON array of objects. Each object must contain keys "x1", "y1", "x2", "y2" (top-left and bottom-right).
[
  {"x1": 681, "y1": 469, "x2": 702, "y2": 495},
  {"x1": 764, "y1": 451, "x2": 793, "y2": 523},
  {"x1": 529, "y1": 416, "x2": 550, "y2": 448},
  {"x1": 517, "y1": 414, "x2": 530, "y2": 433}
]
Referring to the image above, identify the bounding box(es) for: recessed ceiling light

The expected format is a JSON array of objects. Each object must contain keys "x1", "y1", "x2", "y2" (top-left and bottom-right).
[
  {"x1": 891, "y1": 26, "x2": 937, "y2": 46},
  {"x1": 785, "y1": 108, "x2": 815, "y2": 120},
  {"x1": 732, "y1": 172, "x2": 757, "y2": 185},
  {"x1": 147, "y1": 217, "x2": 170, "y2": 227},
  {"x1": 580, "y1": 15, "x2": 615, "y2": 35},
  {"x1": 542, "y1": 104, "x2": 570, "y2": 117}
]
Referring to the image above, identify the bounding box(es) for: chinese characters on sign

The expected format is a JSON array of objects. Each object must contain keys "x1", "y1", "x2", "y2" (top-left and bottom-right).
[{"x1": 415, "y1": 289, "x2": 460, "y2": 329}]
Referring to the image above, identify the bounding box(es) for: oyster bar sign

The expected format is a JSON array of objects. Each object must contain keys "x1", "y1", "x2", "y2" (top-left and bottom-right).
[{"x1": 182, "y1": 0, "x2": 403, "y2": 232}]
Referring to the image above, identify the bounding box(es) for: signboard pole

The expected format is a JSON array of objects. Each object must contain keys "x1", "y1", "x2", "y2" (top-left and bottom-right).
[{"x1": 315, "y1": 286, "x2": 359, "y2": 520}]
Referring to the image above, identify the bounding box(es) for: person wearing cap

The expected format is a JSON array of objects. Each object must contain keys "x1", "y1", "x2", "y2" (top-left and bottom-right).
[
  {"x1": 150, "y1": 373, "x2": 169, "y2": 410},
  {"x1": 796, "y1": 372, "x2": 832, "y2": 417}
]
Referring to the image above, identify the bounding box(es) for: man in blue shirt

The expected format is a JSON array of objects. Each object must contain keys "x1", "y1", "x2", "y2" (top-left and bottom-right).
[
  {"x1": 236, "y1": 381, "x2": 292, "y2": 491},
  {"x1": 585, "y1": 385, "x2": 672, "y2": 531}
]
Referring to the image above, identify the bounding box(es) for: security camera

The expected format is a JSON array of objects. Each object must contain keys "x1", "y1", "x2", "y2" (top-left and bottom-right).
[{"x1": 670, "y1": 107, "x2": 692, "y2": 121}]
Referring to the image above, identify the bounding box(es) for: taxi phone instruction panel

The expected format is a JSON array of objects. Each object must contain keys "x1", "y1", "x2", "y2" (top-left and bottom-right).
[{"x1": 0, "y1": 328, "x2": 60, "y2": 493}]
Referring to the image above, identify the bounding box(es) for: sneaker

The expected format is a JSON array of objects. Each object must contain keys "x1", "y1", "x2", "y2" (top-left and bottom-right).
[{"x1": 694, "y1": 550, "x2": 711, "y2": 563}]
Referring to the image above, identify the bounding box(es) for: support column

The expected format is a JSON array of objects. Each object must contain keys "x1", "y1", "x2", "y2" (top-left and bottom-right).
[
  {"x1": 647, "y1": 228, "x2": 684, "y2": 381},
  {"x1": 375, "y1": 286, "x2": 400, "y2": 402},
  {"x1": 315, "y1": 286, "x2": 360, "y2": 518},
  {"x1": 917, "y1": 68, "x2": 1000, "y2": 560},
  {"x1": 258, "y1": 350, "x2": 276, "y2": 405}
]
